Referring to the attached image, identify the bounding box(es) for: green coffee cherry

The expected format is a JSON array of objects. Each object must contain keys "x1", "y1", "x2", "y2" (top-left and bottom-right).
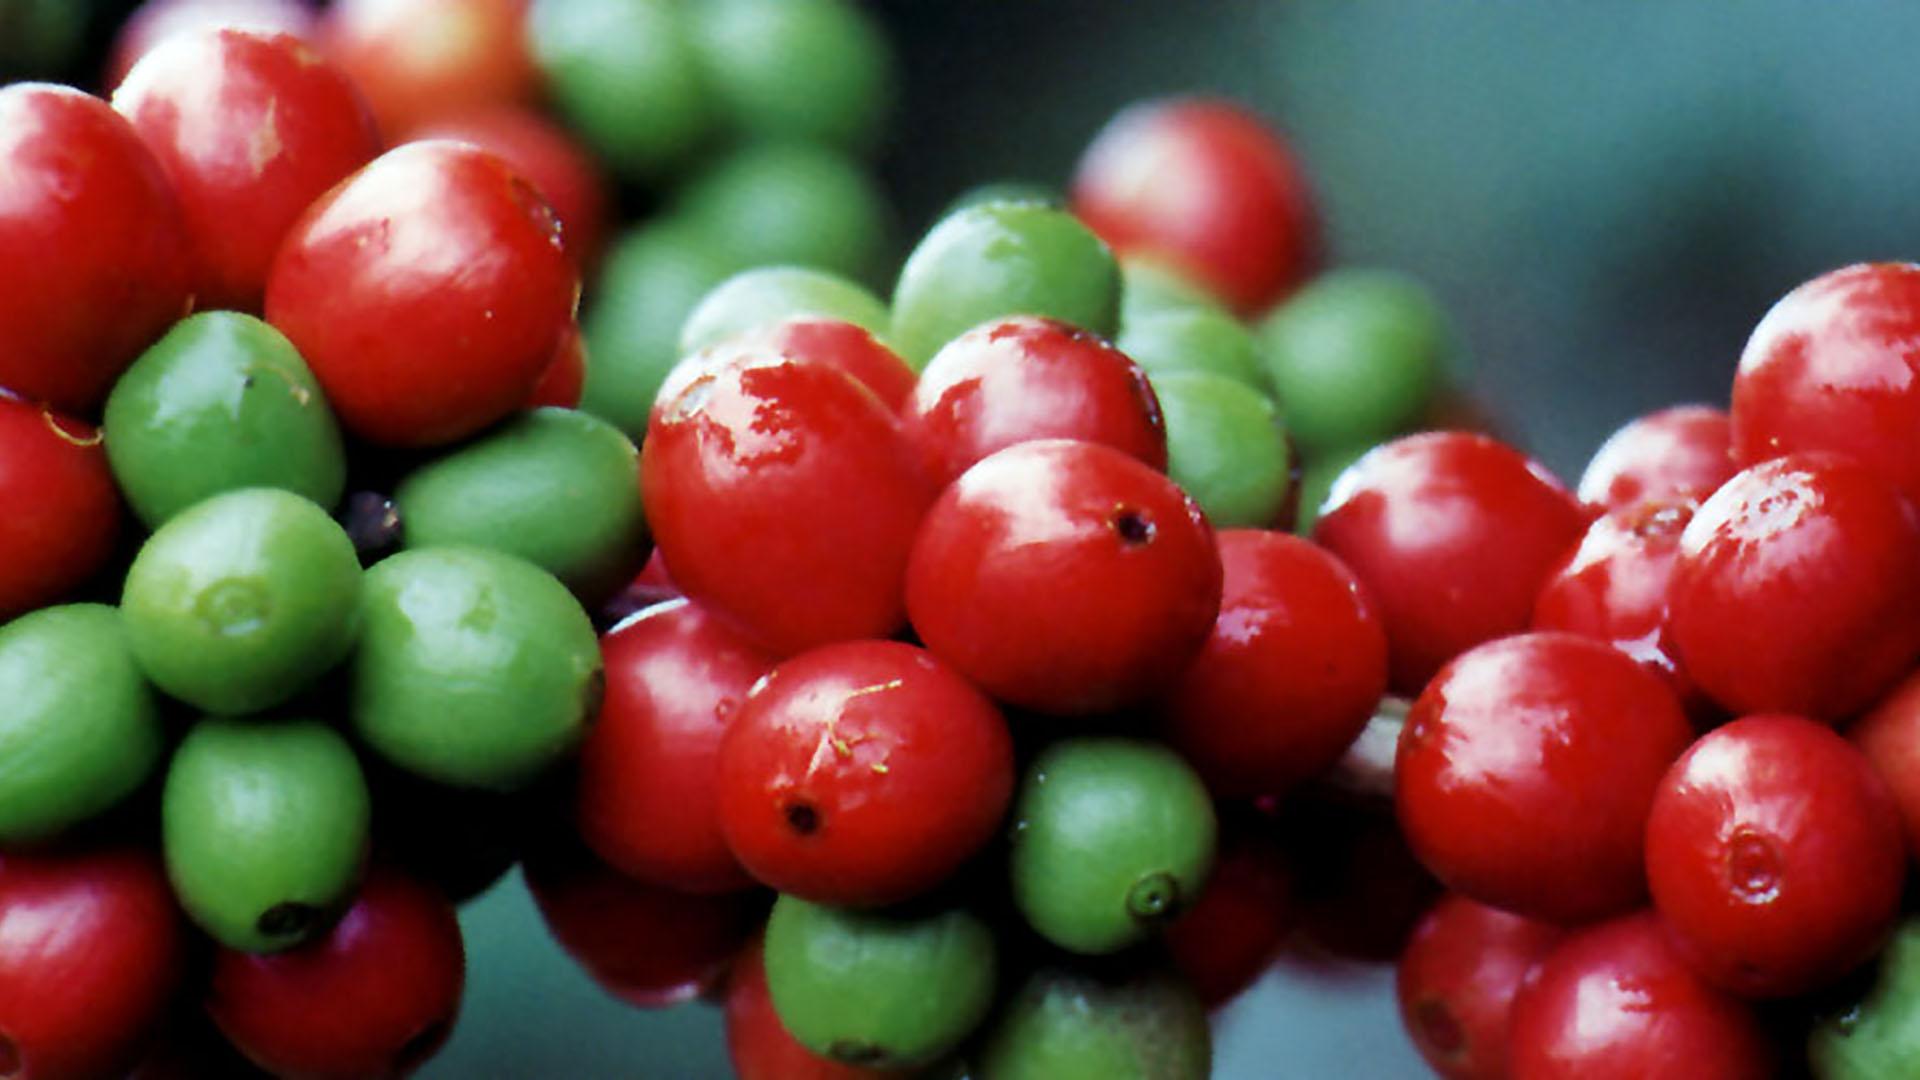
[
  {"x1": 891, "y1": 201, "x2": 1119, "y2": 370},
  {"x1": 1117, "y1": 305, "x2": 1270, "y2": 392},
  {"x1": 1118, "y1": 256, "x2": 1228, "y2": 325},
  {"x1": 974, "y1": 964, "x2": 1212, "y2": 1080},
  {"x1": 673, "y1": 141, "x2": 892, "y2": 286},
  {"x1": 678, "y1": 265, "x2": 891, "y2": 357},
  {"x1": 687, "y1": 0, "x2": 894, "y2": 154},
  {"x1": 0, "y1": 604, "x2": 162, "y2": 843},
  {"x1": 120, "y1": 487, "x2": 362, "y2": 715},
  {"x1": 394, "y1": 408, "x2": 647, "y2": 604},
  {"x1": 1009, "y1": 737, "x2": 1217, "y2": 955},
  {"x1": 103, "y1": 311, "x2": 346, "y2": 528},
  {"x1": 1257, "y1": 268, "x2": 1451, "y2": 452},
  {"x1": 764, "y1": 894, "x2": 998, "y2": 1070},
  {"x1": 580, "y1": 217, "x2": 740, "y2": 441},
  {"x1": 352, "y1": 546, "x2": 602, "y2": 791},
  {"x1": 1812, "y1": 915, "x2": 1920, "y2": 1077},
  {"x1": 162, "y1": 717, "x2": 371, "y2": 952},
  {"x1": 527, "y1": 0, "x2": 711, "y2": 181},
  {"x1": 1153, "y1": 370, "x2": 1297, "y2": 529}
]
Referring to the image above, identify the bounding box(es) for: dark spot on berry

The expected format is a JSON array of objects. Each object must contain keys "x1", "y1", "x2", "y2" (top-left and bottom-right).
[
  {"x1": 0, "y1": 1030, "x2": 19, "y2": 1076},
  {"x1": 785, "y1": 802, "x2": 821, "y2": 835},
  {"x1": 828, "y1": 1040, "x2": 888, "y2": 1065},
  {"x1": 1414, "y1": 998, "x2": 1465, "y2": 1059},
  {"x1": 257, "y1": 901, "x2": 320, "y2": 941},
  {"x1": 1113, "y1": 507, "x2": 1154, "y2": 545}
]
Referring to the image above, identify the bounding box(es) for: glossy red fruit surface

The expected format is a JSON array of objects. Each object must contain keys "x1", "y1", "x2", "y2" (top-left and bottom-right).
[
  {"x1": 524, "y1": 843, "x2": 763, "y2": 1010},
  {"x1": 906, "y1": 438, "x2": 1221, "y2": 716},
  {"x1": 1577, "y1": 404, "x2": 1734, "y2": 512},
  {"x1": 208, "y1": 865, "x2": 465, "y2": 1080},
  {"x1": 1312, "y1": 431, "x2": 1590, "y2": 695},
  {"x1": 1732, "y1": 262, "x2": 1920, "y2": 505},
  {"x1": 1163, "y1": 822, "x2": 1294, "y2": 1009},
  {"x1": 1668, "y1": 451, "x2": 1920, "y2": 722},
  {"x1": 0, "y1": 395, "x2": 123, "y2": 621},
  {"x1": 1849, "y1": 667, "x2": 1920, "y2": 860},
  {"x1": 717, "y1": 640, "x2": 1014, "y2": 908},
  {"x1": 523, "y1": 320, "x2": 586, "y2": 410},
  {"x1": 1531, "y1": 496, "x2": 1700, "y2": 708},
  {"x1": 1395, "y1": 892, "x2": 1564, "y2": 1080},
  {"x1": 1395, "y1": 631, "x2": 1693, "y2": 924},
  {"x1": 1070, "y1": 97, "x2": 1320, "y2": 316},
  {"x1": 415, "y1": 105, "x2": 611, "y2": 273},
  {"x1": 724, "y1": 934, "x2": 919, "y2": 1080},
  {"x1": 1645, "y1": 713, "x2": 1904, "y2": 999},
  {"x1": 105, "y1": 0, "x2": 320, "y2": 91},
  {"x1": 318, "y1": 0, "x2": 538, "y2": 141},
  {"x1": 265, "y1": 138, "x2": 576, "y2": 447},
  {"x1": 0, "y1": 82, "x2": 191, "y2": 412},
  {"x1": 1505, "y1": 912, "x2": 1775, "y2": 1080},
  {"x1": 741, "y1": 317, "x2": 917, "y2": 413},
  {"x1": 899, "y1": 314, "x2": 1168, "y2": 489},
  {"x1": 1159, "y1": 528, "x2": 1387, "y2": 800},
  {"x1": 112, "y1": 27, "x2": 381, "y2": 313},
  {"x1": 0, "y1": 848, "x2": 185, "y2": 1080},
  {"x1": 576, "y1": 597, "x2": 773, "y2": 894},
  {"x1": 642, "y1": 346, "x2": 936, "y2": 656}
]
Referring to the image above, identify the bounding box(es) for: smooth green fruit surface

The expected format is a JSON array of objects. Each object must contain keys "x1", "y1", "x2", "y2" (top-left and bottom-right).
[
  {"x1": 1812, "y1": 915, "x2": 1920, "y2": 1077},
  {"x1": 678, "y1": 265, "x2": 891, "y2": 356},
  {"x1": 974, "y1": 965, "x2": 1212, "y2": 1080},
  {"x1": 103, "y1": 311, "x2": 346, "y2": 529},
  {"x1": 527, "y1": 0, "x2": 711, "y2": 180},
  {"x1": 394, "y1": 407, "x2": 647, "y2": 604},
  {"x1": 673, "y1": 140, "x2": 892, "y2": 286},
  {"x1": 891, "y1": 200, "x2": 1119, "y2": 370},
  {"x1": 120, "y1": 488, "x2": 362, "y2": 715},
  {"x1": 1118, "y1": 256, "x2": 1228, "y2": 325},
  {"x1": 580, "y1": 217, "x2": 739, "y2": 440},
  {"x1": 1009, "y1": 737, "x2": 1218, "y2": 955},
  {"x1": 687, "y1": 0, "x2": 894, "y2": 153},
  {"x1": 0, "y1": 603, "x2": 162, "y2": 843},
  {"x1": 352, "y1": 546, "x2": 602, "y2": 791},
  {"x1": 1257, "y1": 267, "x2": 1451, "y2": 452},
  {"x1": 1117, "y1": 305, "x2": 1269, "y2": 391},
  {"x1": 1153, "y1": 370, "x2": 1296, "y2": 528},
  {"x1": 162, "y1": 717, "x2": 371, "y2": 952},
  {"x1": 763, "y1": 894, "x2": 998, "y2": 1069}
]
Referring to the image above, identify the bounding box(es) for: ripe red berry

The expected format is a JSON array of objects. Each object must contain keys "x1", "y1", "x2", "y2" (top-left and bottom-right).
[
  {"x1": 575, "y1": 597, "x2": 773, "y2": 895},
  {"x1": 1668, "y1": 451, "x2": 1920, "y2": 721},
  {"x1": 1163, "y1": 823, "x2": 1294, "y2": 1009},
  {"x1": 0, "y1": 395, "x2": 123, "y2": 621},
  {"x1": 1395, "y1": 892, "x2": 1564, "y2": 1080},
  {"x1": 1395, "y1": 631, "x2": 1693, "y2": 924},
  {"x1": 1577, "y1": 404, "x2": 1734, "y2": 512},
  {"x1": 1313, "y1": 431, "x2": 1589, "y2": 695},
  {"x1": 716, "y1": 640, "x2": 1014, "y2": 908},
  {"x1": 1645, "y1": 713, "x2": 1905, "y2": 998},
  {"x1": 906, "y1": 438, "x2": 1221, "y2": 716},
  {"x1": 1848, "y1": 668, "x2": 1920, "y2": 860},
  {"x1": 1158, "y1": 528, "x2": 1388, "y2": 799},
  {"x1": 1506, "y1": 911, "x2": 1775, "y2": 1079}
]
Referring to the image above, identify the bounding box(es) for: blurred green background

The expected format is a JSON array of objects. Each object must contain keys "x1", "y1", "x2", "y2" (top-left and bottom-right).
[{"x1": 10, "y1": 1, "x2": 1918, "y2": 1076}]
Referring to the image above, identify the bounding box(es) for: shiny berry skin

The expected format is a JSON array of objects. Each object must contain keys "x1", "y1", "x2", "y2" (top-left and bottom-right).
[
  {"x1": 1506, "y1": 912, "x2": 1775, "y2": 1080},
  {"x1": 264, "y1": 138, "x2": 577, "y2": 447},
  {"x1": 112, "y1": 27, "x2": 381, "y2": 314},
  {"x1": 1645, "y1": 713, "x2": 1905, "y2": 999},
  {"x1": 906, "y1": 438, "x2": 1222, "y2": 716},
  {"x1": 716, "y1": 640, "x2": 1014, "y2": 908},
  {"x1": 900, "y1": 314, "x2": 1168, "y2": 490},
  {"x1": 1313, "y1": 431, "x2": 1590, "y2": 695},
  {"x1": 207, "y1": 865, "x2": 465, "y2": 1080},
  {"x1": 0, "y1": 82, "x2": 191, "y2": 413},
  {"x1": 0, "y1": 395, "x2": 122, "y2": 621},
  {"x1": 318, "y1": 0, "x2": 538, "y2": 141},
  {"x1": 743, "y1": 317, "x2": 916, "y2": 411},
  {"x1": 1395, "y1": 893, "x2": 1564, "y2": 1080},
  {"x1": 725, "y1": 934, "x2": 919, "y2": 1080},
  {"x1": 1158, "y1": 528, "x2": 1387, "y2": 800},
  {"x1": 0, "y1": 848, "x2": 185, "y2": 1080},
  {"x1": 1668, "y1": 451, "x2": 1920, "y2": 721},
  {"x1": 1531, "y1": 496, "x2": 1701, "y2": 708},
  {"x1": 575, "y1": 597, "x2": 773, "y2": 894},
  {"x1": 1395, "y1": 631, "x2": 1694, "y2": 924},
  {"x1": 1577, "y1": 404, "x2": 1734, "y2": 512},
  {"x1": 415, "y1": 105, "x2": 612, "y2": 273},
  {"x1": 642, "y1": 345, "x2": 936, "y2": 656},
  {"x1": 1731, "y1": 262, "x2": 1920, "y2": 505},
  {"x1": 105, "y1": 0, "x2": 321, "y2": 91},
  {"x1": 1070, "y1": 97, "x2": 1320, "y2": 316},
  {"x1": 1849, "y1": 668, "x2": 1920, "y2": 860},
  {"x1": 523, "y1": 843, "x2": 764, "y2": 1010}
]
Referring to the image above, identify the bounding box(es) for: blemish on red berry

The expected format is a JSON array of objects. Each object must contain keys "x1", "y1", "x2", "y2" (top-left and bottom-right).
[{"x1": 1724, "y1": 827, "x2": 1783, "y2": 903}]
